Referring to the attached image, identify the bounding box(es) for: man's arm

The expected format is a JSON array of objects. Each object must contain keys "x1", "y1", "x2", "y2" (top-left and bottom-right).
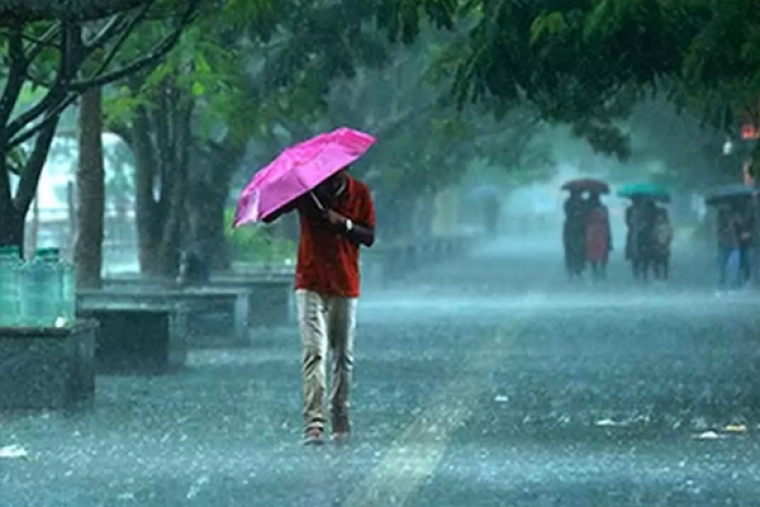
[
  {"x1": 262, "y1": 198, "x2": 300, "y2": 224},
  {"x1": 324, "y1": 209, "x2": 374, "y2": 247},
  {"x1": 347, "y1": 222, "x2": 375, "y2": 247}
]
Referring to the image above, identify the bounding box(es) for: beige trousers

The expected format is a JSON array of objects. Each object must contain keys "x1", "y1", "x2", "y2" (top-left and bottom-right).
[{"x1": 295, "y1": 289, "x2": 357, "y2": 431}]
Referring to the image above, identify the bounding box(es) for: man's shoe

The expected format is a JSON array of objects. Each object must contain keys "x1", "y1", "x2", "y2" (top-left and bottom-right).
[
  {"x1": 331, "y1": 416, "x2": 351, "y2": 442},
  {"x1": 303, "y1": 427, "x2": 324, "y2": 446}
]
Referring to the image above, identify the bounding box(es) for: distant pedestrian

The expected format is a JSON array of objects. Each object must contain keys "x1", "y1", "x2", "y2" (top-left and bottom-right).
[
  {"x1": 716, "y1": 204, "x2": 742, "y2": 288},
  {"x1": 264, "y1": 167, "x2": 376, "y2": 445},
  {"x1": 738, "y1": 201, "x2": 756, "y2": 284},
  {"x1": 652, "y1": 207, "x2": 673, "y2": 280},
  {"x1": 563, "y1": 191, "x2": 588, "y2": 278},
  {"x1": 584, "y1": 193, "x2": 612, "y2": 280},
  {"x1": 625, "y1": 198, "x2": 657, "y2": 281}
]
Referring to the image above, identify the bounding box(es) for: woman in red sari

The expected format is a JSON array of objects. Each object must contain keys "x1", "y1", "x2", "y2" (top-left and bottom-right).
[{"x1": 585, "y1": 192, "x2": 612, "y2": 280}]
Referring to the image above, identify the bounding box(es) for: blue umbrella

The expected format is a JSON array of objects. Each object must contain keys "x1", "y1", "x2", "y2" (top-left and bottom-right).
[{"x1": 618, "y1": 182, "x2": 670, "y2": 202}]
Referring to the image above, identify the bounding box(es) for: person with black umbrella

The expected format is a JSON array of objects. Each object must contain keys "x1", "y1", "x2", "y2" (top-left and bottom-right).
[
  {"x1": 560, "y1": 179, "x2": 609, "y2": 279},
  {"x1": 715, "y1": 203, "x2": 743, "y2": 289},
  {"x1": 563, "y1": 190, "x2": 589, "y2": 278},
  {"x1": 706, "y1": 184, "x2": 757, "y2": 289},
  {"x1": 739, "y1": 197, "x2": 757, "y2": 285}
]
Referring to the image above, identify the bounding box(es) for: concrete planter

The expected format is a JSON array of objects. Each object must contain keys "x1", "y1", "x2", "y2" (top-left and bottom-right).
[
  {"x1": 0, "y1": 320, "x2": 98, "y2": 412},
  {"x1": 76, "y1": 299, "x2": 189, "y2": 375}
]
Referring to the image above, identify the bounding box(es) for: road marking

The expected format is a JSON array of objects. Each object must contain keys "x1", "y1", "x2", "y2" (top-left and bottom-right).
[{"x1": 341, "y1": 329, "x2": 517, "y2": 507}]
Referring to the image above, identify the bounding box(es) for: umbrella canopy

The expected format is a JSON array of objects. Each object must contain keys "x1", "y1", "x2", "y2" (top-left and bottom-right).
[
  {"x1": 233, "y1": 127, "x2": 376, "y2": 227},
  {"x1": 704, "y1": 184, "x2": 757, "y2": 206},
  {"x1": 617, "y1": 182, "x2": 670, "y2": 202},
  {"x1": 561, "y1": 178, "x2": 610, "y2": 194}
]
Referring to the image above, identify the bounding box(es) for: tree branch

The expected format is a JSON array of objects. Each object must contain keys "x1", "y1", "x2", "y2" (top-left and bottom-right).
[
  {"x1": 12, "y1": 115, "x2": 60, "y2": 214},
  {"x1": 8, "y1": 93, "x2": 77, "y2": 149},
  {"x1": 9, "y1": 1, "x2": 194, "y2": 137},
  {"x1": 0, "y1": 26, "x2": 27, "y2": 135},
  {"x1": 24, "y1": 21, "x2": 61, "y2": 62},
  {"x1": 0, "y1": 28, "x2": 27, "y2": 215},
  {"x1": 68, "y1": 0, "x2": 199, "y2": 92},
  {"x1": 5, "y1": 22, "x2": 82, "y2": 138},
  {"x1": 0, "y1": 0, "x2": 149, "y2": 23},
  {"x1": 85, "y1": 3, "x2": 154, "y2": 81},
  {"x1": 22, "y1": 16, "x2": 127, "y2": 90},
  {"x1": 82, "y1": 13, "x2": 129, "y2": 52}
]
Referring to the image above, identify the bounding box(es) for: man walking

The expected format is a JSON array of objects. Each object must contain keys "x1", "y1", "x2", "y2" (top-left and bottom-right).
[{"x1": 265, "y1": 168, "x2": 375, "y2": 445}]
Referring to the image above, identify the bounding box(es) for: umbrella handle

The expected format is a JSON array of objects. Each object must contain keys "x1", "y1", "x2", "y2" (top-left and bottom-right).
[{"x1": 309, "y1": 191, "x2": 326, "y2": 212}]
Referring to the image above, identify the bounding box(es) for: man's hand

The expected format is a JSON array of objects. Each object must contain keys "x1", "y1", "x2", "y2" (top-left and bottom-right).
[
  {"x1": 324, "y1": 209, "x2": 347, "y2": 227},
  {"x1": 323, "y1": 208, "x2": 374, "y2": 247}
]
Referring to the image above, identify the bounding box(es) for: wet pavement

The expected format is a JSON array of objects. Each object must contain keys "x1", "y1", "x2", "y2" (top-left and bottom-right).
[{"x1": 2, "y1": 237, "x2": 759, "y2": 506}]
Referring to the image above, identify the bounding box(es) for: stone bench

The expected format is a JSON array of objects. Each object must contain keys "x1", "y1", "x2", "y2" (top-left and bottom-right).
[
  {"x1": 76, "y1": 298, "x2": 189, "y2": 375},
  {"x1": 102, "y1": 276, "x2": 169, "y2": 290},
  {"x1": 0, "y1": 320, "x2": 98, "y2": 412},
  {"x1": 179, "y1": 287, "x2": 252, "y2": 345},
  {"x1": 104, "y1": 273, "x2": 294, "y2": 328},
  {"x1": 210, "y1": 273, "x2": 295, "y2": 327},
  {"x1": 80, "y1": 287, "x2": 251, "y2": 349}
]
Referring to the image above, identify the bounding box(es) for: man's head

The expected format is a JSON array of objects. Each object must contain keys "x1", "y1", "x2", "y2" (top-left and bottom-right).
[{"x1": 317, "y1": 167, "x2": 350, "y2": 197}]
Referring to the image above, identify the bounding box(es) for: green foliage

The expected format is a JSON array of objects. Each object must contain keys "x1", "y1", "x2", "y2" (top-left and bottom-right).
[
  {"x1": 223, "y1": 208, "x2": 295, "y2": 264},
  {"x1": 255, "y1": 24, "x2": 556, "y2": 199},
  {"x1": 374, "y1": 0, "x2": 758, "y2": 165},
  {"x1": 102, "y1": 86, "x2": 149, "y2": 124},
  {"x1": 374, "y1": 0, "x2": 457, "y2": 44},
  {"x1": 102, "y1": 15, "x2": 250, "y2": 141},
  {"x1": 104, "y1": 0, "x2": 406, "y2": 153}
]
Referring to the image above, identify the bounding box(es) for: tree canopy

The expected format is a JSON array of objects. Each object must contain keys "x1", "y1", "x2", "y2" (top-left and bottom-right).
[
  {"x1": 0, "y1": 0, "x2": 202, "y2": 248},
  {"x1": 3, "y1": 0, "x2": 759, "y2": 266},
  {"x1": 384, "y1": 0, "x2": 758, "y2": 163}
]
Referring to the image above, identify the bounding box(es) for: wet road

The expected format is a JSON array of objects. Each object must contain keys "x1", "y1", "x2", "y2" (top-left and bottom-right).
[{"x1": 2, "y1": 238, "x2": 759, "y2": 506}]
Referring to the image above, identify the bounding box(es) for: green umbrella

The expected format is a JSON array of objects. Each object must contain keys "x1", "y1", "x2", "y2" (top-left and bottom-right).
[{"x1": 617, "y1": 182, "x2": 670, "y2": 202}]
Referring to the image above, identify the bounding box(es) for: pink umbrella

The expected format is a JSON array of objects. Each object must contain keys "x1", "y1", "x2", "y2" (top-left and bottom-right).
[{"x1": 232, "y1": 127, "x2": 376, "y2": 227}]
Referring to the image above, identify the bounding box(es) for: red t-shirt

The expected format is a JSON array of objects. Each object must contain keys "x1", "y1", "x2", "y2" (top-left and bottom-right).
[{"x1": 295, "y1": 177, "x2": 375, "y2": 298}]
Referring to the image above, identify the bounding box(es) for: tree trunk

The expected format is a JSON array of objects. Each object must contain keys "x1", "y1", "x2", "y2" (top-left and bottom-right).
[
  {"x1": 131, "y1": 104, "x2": 163, "y2": 276},
  {"x1": 187, "y1": 181, "x2": 231, "y2": 270},
  {"x1": 184, "y1": 138, "x2": 247, "y2": 273},
  {"x1": 74, "y1": 87, "x2": 105, "y2": 289},
  {"x1": 0, "y1": 116, "x2": 60, "y2": 255},
  {"x1": 155, "y1": 86, "x2": 193, "y2": 279},
  {"x1": 128, "y1": 79, "x2": 194, "y2": 279},
  {"x1": 0, "y1": 159, "x2": 25, "y2": 251},
  {"x1": 157, "y1": 168, "x2": 185, "y2": 278},
  {"x1": 28, "y1": 196, "x2": 39, "y2": 255}
]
